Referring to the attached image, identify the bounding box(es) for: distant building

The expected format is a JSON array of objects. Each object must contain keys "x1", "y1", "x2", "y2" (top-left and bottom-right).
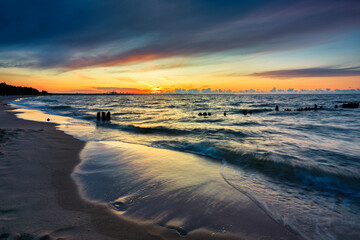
[
  {"x1": 201, "y1": 88, "x2": 211, "y2": 93},
  {"x1": 187, "y1": 89, "x2": 200, "y2": 93}
]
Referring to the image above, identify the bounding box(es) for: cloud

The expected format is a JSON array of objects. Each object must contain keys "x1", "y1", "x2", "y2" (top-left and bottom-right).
[
  {"x1": 73, "y1": 72, "x2": 95, "y2": 80},
  {"x1": 0, "y1": 51, "x2": 39, "y2": 68},
  {"x1": 94, "y1": 87, "x2": 147, "y2": 93},
  {"x1": 250, "y1": 66, "x2": 360, "y2": 78},
  {"x1": 0, "y1": 72, "x2": 31, "y2": 78},
  {"x1": 113, "y1": 63, "x2": 187, "y2": 73},
  {"x1": 113, "y1": 77, "x2": 137, "y2": 83},
  {"x1": 135, "y1": 63, "x2": 185, "y2": 72},
  {"x1": 0, "y1": 0, "x2": 359, "y2": 69}
]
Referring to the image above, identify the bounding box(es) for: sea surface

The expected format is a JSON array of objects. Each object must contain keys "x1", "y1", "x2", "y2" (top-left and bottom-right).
[{"x1": 12, "y1": 94, "x2": 360, "y2": 239}]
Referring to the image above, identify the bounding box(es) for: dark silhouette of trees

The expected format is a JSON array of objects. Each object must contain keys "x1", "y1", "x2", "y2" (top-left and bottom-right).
[{"x1": 0, "y1": 82, "x2": 48, "y2": 95}]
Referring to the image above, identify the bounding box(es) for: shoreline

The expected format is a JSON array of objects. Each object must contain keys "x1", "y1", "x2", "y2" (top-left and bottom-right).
[{"x1": 0, "y1": 96, "x2": 302, "y2": 240}]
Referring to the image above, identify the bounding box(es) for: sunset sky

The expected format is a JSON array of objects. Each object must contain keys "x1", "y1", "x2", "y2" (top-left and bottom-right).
[{"x1": 0, "y1": 0, "x2": 359, "y2": 93}]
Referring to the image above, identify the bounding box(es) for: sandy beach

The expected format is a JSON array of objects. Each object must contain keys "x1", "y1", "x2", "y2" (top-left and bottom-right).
[{"x1": 0, "y1": 97, "x2": 302, "y2": 240}]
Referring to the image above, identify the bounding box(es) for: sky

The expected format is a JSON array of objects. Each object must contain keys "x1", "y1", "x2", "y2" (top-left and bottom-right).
[{"x1": 0, "y1": 0, "x2": 359, "y2": 93}]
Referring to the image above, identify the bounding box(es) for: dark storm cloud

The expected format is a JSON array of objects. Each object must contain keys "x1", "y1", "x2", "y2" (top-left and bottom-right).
[
  {"x1": 250, "y1": 66, "x2": 360, "y2": 78},
  {"x1": 0, "y1": 0, "x2": 359, "y2": 69}
]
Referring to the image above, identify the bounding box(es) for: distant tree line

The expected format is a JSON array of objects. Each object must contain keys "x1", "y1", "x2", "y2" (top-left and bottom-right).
[{"x1": 0, "y1": 82, "x2": 48, "y2": 95}]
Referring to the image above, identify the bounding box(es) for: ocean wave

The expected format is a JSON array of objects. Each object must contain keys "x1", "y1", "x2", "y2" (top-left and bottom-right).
[
  {"x1": 229, "y1": 101, "x2": 242, "y2": 106},
  {"x1": 111, "y1": 112, "x2": 142, "y2": 116},
  {"x1": 232, "y1": 153, "x2": 360, "y2": 196},
  {"x1": 231, "y1": 121, "x2": 261, "y2": 126},
  {"x1": 41, "y1": 99, "x2": 57, "y2": 103},
  {"x1": 193, "y1": 118, "x2": 225, "y2": 123},
  {"x1": 93, "y1": 122, "x2": 249, "y2": 138},
  {"x1": 290, "y1": 123, "x2": 359, "y2": 134},
  {"x1": 118, "y1": 125, "x2": 190, "y2": 136},
  {"x1": 151, "y1": 140, "x2": 360, "y2": 197},
  {"x1": 249, "y1": 103, "x2": 274, "y2": 108},
  {"x1": 50, "y1": 105, "x2": 73, "y2": 110}
]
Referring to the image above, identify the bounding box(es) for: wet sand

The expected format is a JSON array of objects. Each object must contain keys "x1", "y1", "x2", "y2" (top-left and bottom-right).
[{"x1": 0, "y1": 97, "x2": 301, "y2": 240}]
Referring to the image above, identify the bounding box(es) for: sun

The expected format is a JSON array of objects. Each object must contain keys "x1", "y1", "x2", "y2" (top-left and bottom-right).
[{"x1": 151, "y1": 86, "x2": 162, "y2": 94}]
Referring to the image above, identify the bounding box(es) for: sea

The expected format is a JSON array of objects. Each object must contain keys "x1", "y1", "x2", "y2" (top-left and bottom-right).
[{"x1": 11, "y1": 94, "x2": 360, "y2": 240}]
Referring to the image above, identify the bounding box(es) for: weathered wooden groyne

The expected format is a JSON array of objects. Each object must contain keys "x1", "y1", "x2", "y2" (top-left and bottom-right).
[{"x1": 96, "y1": 111, "x2": 111, "y2": 121}]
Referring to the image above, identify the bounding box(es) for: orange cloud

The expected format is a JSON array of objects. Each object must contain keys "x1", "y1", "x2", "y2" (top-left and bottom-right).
[
  {"x1": 113, "y1": 77, "x2": 137, "y2": 83},
  {"x1": 94, "y1": 87, "x2": 149, "y2": 94},
  {"x1": 0, "y1": 72, "x2": 31, "y2": 78},
  {"x1": 73, "y1": 72, "x2": 95, "y2": 80},
  {"x1": 135, "y1": 63, "x2": 184, "y2": 72}
]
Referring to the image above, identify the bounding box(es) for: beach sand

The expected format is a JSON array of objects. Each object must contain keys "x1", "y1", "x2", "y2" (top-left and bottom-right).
[{"x1": 0, "y1": 97, "x2": 301, "y2": 240}]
